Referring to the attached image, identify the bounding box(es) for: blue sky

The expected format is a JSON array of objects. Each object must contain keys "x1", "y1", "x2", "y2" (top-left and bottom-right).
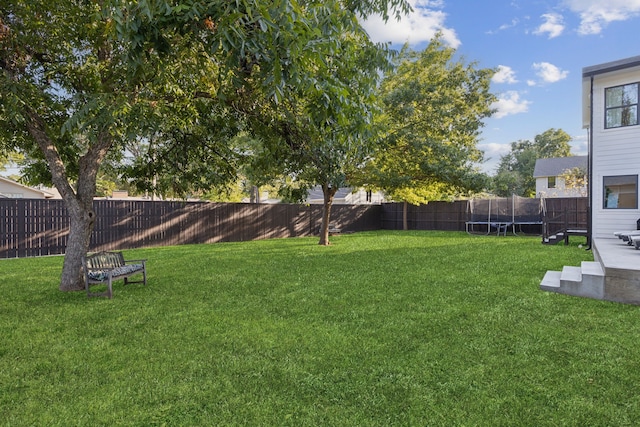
[{"x1": 361, "y1": 0, "x2": 640, "y2": 174}]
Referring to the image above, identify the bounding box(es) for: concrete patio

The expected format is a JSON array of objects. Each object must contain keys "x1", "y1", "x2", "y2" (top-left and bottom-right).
[{"x1": 540, "y1": 237, "x2": 640, "y2": 304}]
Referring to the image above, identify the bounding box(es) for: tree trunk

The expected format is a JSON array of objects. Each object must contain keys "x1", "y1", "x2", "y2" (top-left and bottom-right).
[
  {"x1": 26, "y1": 110, "x2": 109, "y2": 291},
  {"x1": 58, "y1": 152, "x2": 105, "y2": 291},
  {"x1": 403, "y1": 200, "x2": 409, "y2": 231},
  {"x1": 319, "y1": 183, "x2": 337, "y2": 246},
  {"x1": 60, "y1": 201, "x2": 96, "y2": 291}
]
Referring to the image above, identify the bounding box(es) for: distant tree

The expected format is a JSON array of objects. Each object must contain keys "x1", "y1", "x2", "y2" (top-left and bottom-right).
[
  {"x1": 492, "y1": 164, "x2": 526, "y2": 197},
  {"x1": 535, "y1": 128, "x2": 572, "y2": 159},
  {"x1": 492, "y1": 128, "x2": 572, "y2": 197},
  {"x1": 360, "y1": 38, "x2": 495, "y2": 229}
]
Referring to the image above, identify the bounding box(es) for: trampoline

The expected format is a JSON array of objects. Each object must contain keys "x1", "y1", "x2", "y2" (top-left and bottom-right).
[{"x1": 465, "y1": 196, "x2": 544, "y2": 236}]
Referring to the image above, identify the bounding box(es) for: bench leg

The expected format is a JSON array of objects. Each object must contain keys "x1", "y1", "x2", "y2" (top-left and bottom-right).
[
  {"x1": 124, "y1": 269, "x2": 146, "y2": 286},
  {"x1": 86, "y1": 281, "x2": 113, "y2": 299}
]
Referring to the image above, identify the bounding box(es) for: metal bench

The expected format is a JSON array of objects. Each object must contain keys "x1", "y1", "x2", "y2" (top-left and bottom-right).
[{"x1": 82, "y1": 251, "x2": 147, "y2": 299}]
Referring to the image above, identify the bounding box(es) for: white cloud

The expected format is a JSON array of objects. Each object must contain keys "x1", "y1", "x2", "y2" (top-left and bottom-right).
[
  {"x1": 478, "y1": 142, "x2": 512, "y2": 158},
  {"x1": 491, "y1": 91, "x2": 531, "y2": 119},
  {"x1": 563, "y1": 0, "x2": 640, "y2": 35},
  {"x1": 486, "y1": 18, "x2": 520, "y2": 35},
  {"x1": 534, "y1": 13, "x2": 565, "y2": 38},
  {"x1": 500, "y1": 18, "x2": 520, "y2": 31},
  {"x1": 360, "y1": 0, "x2": 461, "y2": 48},
  {"x1": 492, "y1": 65, "x2": 518, "y2": 84},
  {"x1": 532, "y1": 62, "x2": 569, "y2": 83}
]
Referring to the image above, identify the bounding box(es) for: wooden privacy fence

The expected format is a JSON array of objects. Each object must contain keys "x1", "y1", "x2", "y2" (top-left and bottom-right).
[
  {"x1": 0, "y1": 200, "x2": 382, "y2": 258},
  {"x1": 542, "y1": 197, "x2": 589, "y2": 237},
  {"x1": 0, "y1": 197, "x2": 589, "y2": 258},
  {"x1": 381, "y1": 197, "x2": 589, "y2": 235},
  {"x1": 381, "y1": 201, "x2": 469, "y2": 231}
]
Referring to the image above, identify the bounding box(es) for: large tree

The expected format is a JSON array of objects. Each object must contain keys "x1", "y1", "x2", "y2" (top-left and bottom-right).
[
  {"x1": 492, "y1": 128, "x2": 572, "y2": 197},
  {"x1": 0, "y1": 0, "x2": 410, "y2": 291},
  {"x1": 360, "y1": 39, "x2": 495, "y2": 229},
  {"x1": 244, "y1": 12, "x2": 397, "y2": 245}
]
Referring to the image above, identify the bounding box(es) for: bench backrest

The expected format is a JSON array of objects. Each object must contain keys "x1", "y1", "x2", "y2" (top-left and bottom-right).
[{"x1": 84, "y1": 251, "x2": 125, "y2": 270}]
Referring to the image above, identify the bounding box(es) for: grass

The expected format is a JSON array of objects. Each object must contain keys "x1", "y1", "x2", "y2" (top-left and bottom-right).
[{"x1": 2, "y1": 230, "x2": 639, "y2": 426}]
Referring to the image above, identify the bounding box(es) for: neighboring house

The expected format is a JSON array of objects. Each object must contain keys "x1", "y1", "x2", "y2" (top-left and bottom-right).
[
  {"x1": 582, "y1": 55, "x2": 640, "y2": 239},
  {"x1": 0, "y1": 176, "x2": 57, "y2": 199},
  {"x1": 305, "y1": 187, "x2": 385, "y2": 205},
  {"x1": 533, "y1": 156, "x2": 588, "y2": 198}
]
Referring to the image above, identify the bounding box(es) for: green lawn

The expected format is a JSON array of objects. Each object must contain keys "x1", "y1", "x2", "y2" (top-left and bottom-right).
[{"x1": 3, "y1": 230, "x2": 639, "y2": 426}]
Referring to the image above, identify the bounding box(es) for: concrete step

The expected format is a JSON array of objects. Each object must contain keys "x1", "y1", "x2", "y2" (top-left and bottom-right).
[
  {"x1": 540, "y1": 270, "x2": 561, "y2": 291},
  {"x1": 581, "y1": 261, "x2": 604, "y2": 277},
  {"x1": 560, "y1": 265, "x2": 582, "y2": 285},
  {"x1": 541, "y1": 262, "x2": 605, "y2": 300},
  {"x1": 579, "y1": 261, "x2": 605, "y2": 298}
]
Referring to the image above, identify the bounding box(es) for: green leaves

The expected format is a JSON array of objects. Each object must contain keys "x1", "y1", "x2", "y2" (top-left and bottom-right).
[
  {"x1": 365, "y1": 36, "x2": 496, "y2": 205},
  {"x1": 243, "y1": 1, "x2": 395, "y2": 192},
  {"x1": 1, "y1": 0, "x2": 413, "y2": 198}
]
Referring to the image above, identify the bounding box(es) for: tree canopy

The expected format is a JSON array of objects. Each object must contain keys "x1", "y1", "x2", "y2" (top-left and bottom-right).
[
  {"x1": 358, "y1": 38, "x2": 495, "y2": 228},
  {"x1": 0, "y1": 0, "x2": 411, "y2": 289},
  {"x1": 245, "y1": 15, "x2": 393, "y2": 244}
]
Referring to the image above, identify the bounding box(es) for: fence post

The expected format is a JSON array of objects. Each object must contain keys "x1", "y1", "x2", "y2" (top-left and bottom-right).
[{"x1": 563, "y1": 207, "x2": 569, "y2": 245}]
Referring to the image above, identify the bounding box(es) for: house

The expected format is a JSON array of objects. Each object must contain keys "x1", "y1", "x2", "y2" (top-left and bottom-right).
[
  {"x1": 0, "y1": 176, "x2": 57, "y2": 199},
  {"x1": 305, "y1": 187, "x2": 385, "y2": 205},
  {"x1": 540, "y1": 55, "x2": 640, "y2": 304},
  {"x1": 583, "y1": 55, "x2": 640, "y2": 239},
  {"x1": 533, "y1": 156, "x2": 588, "y2": 198}
]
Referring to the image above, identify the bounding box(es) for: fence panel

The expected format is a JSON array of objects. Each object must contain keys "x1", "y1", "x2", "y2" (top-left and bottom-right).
[
  {"x1": 0, "y1": 200, "x2": 384, "y2": 258},
  {"x1": 382, "y1": 198, "x2": 588, "y2": 233},
  {"x1": 542, "y1": 197, "x2": 589, "y2": 236},
  {"x1": 0, "y1": 197, "x2": 589, "y2": 258},
  {"x1": 381, "y1": 201, "x2": 468, "y2": 231}
]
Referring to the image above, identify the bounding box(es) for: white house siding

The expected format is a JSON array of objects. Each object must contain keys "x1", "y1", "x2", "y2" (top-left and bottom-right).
[
  {"x1": 536, "y1": 177, "x2": 586, "y2": 198},
  {"x1": 305, "y1": 187, "x2": 385, "y2": 205},
  {"x1": 0, "y1": 178, "x2": 51, "y2": 199},
  {"x1": 535, "y1": 177, "x2": 551, "y2": 197},
  {"x1": 345, "y1": 189, "x2": 385, "y2": 204},
  {"x1": 590, "y1": 68, "x2": 640, "y2": 238}
]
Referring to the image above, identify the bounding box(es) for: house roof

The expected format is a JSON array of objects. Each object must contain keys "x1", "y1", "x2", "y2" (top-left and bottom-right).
[
  {"x1": 0, "y1": 175, "x2": 56, "y2": 198},
  {"x1": 582, "y1": 55, "x2": 640, "y2": 78},
  {"x1": 533, "y1": 156, "x2": 588, "y2": 178}
]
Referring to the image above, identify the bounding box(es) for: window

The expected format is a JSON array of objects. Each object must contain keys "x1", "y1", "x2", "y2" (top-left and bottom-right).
[
  {"x1": 604, "y1": 175, "x2": 638, "y2": 209},
  {"x1": 605, "y1": 83, "x2": 639, "y2": 128},
  {"x1": 547, "y1": 176, "x2": 556, "y2": 189}
]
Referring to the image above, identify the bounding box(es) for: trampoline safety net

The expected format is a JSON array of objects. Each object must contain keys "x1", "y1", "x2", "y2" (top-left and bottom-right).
[{"x1": 466, "y1": 196, "x2": 544, "y2": 234}]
